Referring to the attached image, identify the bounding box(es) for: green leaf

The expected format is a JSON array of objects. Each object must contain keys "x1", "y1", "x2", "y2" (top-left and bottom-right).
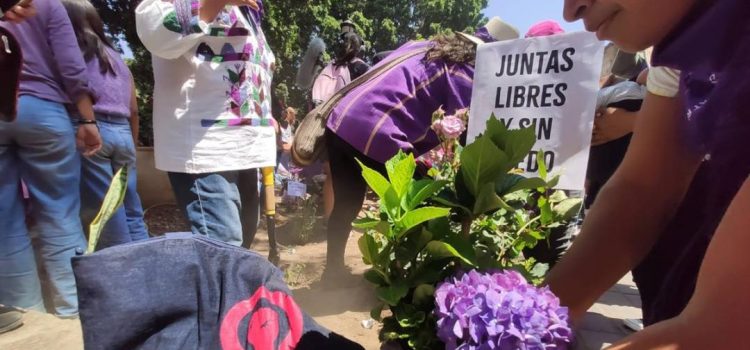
[
  {"x1": 353, "y1": 217, "x2": 381, "y2": 229},
  {"x1": 387, "y1": 153, "x2": 416, "y2": 199},
  {"x1": 539, "y1": 197, "x2": 553, "y2": 226},
  {"x1": 546, "y1": 174, "x2": 561, "y2": 188},
  {"x1": 406, "y1": 179, "x2": 449, "y2": 211},
  {"x1": 460, "y1": 135, "x2": 508, "y2": 196},
  {"x1": 425, "y1": 241, "x2": 473, "y2": 265},
  {"x1": 433, "y1": 191, "x2": 472, "y2": 216},
  {"x1": 554, "y1": 198, "x2": 583, "y2": 221},
  {"x1": 396, "y1": 310, "x2": 425, "y2": 328},
  {"x1": 358, "y1": 159, "x2": 390, "y2": 199},
  {"x1": 506, "y1": 128, "x2": 537, "y2": 165},
  {"x1": 527, "y1": 230, "x2": 544, "y2": 240},
  {"x1": 358, "y1": 234, "x2": 379, "y2": 265},
  {"x1": 397, "y1": 207, "x2": 450, "y2": 236},
  {"x1": 508, "y1": 177, "x2": 548, "y2": 194},
  {"x1": 364, "y1": 269, "x2": 388, "y2": 286},
  {"x1": 383, "y1": 187, "x2": 401, "y2": 222},
  {"x1": 549, "y1": 190, "x2": 568, "y2": 203},
  {"x1": 427, "y1": 168, "x2": 440, "y2": 178},
  {"x1": 412, "y1": 284, "x2": 435, "y2": 306},
  {"x1": 536, "y1": 149, "x2": 548, "y2": 180},
  {"x1": 88, "y1": 167, "x2": 128, "y2": 253},
  {"x1": 376, "y1": 284, "x2": 409, "y2": 306},
  {"x1": 473, "y1": 182, "x2": 506, "y2": 215},
  {"x1": 494, "y1": 174, "x2": 524, "y2": 195},
  {"x1": 485, "y1": 116, "x2": 536, "y2": 165},
  {"x1": 530, "y1": 263, "x2": 550, "y2": 279}
]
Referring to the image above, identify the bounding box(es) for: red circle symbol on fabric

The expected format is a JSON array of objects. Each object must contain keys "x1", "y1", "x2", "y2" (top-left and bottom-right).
[{"x1": 220, "y1": 287, "x2": 304, "y2": 350}]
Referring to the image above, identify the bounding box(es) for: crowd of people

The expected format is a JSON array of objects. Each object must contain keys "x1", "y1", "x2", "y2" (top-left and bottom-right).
[{"x1": 1, "y1": 0, "x2": 749, "y2": 348}]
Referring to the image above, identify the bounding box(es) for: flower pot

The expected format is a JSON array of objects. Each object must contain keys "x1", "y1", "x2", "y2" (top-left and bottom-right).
[{"x1": 136, "y1": 147, "x2": 175, "y2": 208}]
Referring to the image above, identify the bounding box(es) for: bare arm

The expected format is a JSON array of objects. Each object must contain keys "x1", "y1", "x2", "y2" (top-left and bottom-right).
[
  {"x1": 546, "y1": 92, "x2": 703, "y2": 321},
  {"x1": 607, "y1": 176, "x2": 750, "y2": 349},
  {"x1": 75, "y1": 95, "x2": 102, "y2": 157},
  {"x1": 591, "y1": 108, "x2": 638, "y2": 146}
]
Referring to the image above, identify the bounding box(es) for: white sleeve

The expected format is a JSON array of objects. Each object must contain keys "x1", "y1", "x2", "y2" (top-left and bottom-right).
[
  {"x1": 135, "y1": 0, "x2": 209, "y2": 60},
  {"x1": 647, "y1": 67, "x2": 681, "y2": 97}
]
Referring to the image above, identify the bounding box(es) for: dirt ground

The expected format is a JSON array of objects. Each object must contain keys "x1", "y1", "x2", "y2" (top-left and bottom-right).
[{"x1": 0, "y1": 204, "x2": 382, "y2": 350}]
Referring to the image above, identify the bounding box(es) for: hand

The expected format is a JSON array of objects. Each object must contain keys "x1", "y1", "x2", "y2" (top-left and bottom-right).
[
  {"x1": 591, "y1": 107, "x2": 637, "y2": 146},
  {"x1": 77, "y1": 124, "x2": 102, "y2": 157},
  {"x1": 282, "y1": 142, "x2": 292, "y2": 152},
  {"x1": 3, "y1": 2, "x2": 36, "y2": 23}
]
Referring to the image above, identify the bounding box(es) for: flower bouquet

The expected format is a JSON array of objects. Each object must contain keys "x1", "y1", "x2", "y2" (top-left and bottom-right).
[{"x1": 435, "y1": 270, "x2": 572, "y2": 349}]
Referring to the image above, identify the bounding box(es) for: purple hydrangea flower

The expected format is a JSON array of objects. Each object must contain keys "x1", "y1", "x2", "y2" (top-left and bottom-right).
[{"x1": 435, "y1": 270, "x2": 573, "y2": 350}]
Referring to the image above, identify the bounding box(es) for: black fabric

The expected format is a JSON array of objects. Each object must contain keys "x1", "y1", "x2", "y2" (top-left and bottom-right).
[
  {"x1": 72, "y1": 233, "x2": 364, "y2": 350},
  {"x1": 372, "y1": 51, "x2": 394, "y2": 65},
  {"x1": 347, "y1": 59, "x2": 370, "y2": 81},
  {"x1": 324, "y1": 129, "x2": 384, "y2": 267},
  {"x1": 0, "y1": 0, "x2": 20, "y2": 13},
  {"x1": 584, "y1": 99, "x2": 642, "y2": 208},
  {"x1": 0, "y1": 27, "x2": 21, "y2": 122}
]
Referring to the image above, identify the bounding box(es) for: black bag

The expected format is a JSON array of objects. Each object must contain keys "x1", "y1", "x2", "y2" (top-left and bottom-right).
[
  {"x1": 0, "y1": 27, "x2": 21, "y2": 122},
  {"x1": 72, "y1": 233, "x2": 364, "y2": 350}
]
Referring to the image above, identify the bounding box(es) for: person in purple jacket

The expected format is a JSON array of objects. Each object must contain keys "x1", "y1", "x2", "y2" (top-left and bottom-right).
[
  {"x1": 321, "y1": 18, "x2": 520, "y2": 282},
  {"x1": 0, "y1": 0, "x2": 101, "y2": 316},
  {"x1": 62, "y1": 0, "x2": 149, "y2": 249},
  {"x1": 547, "y1": 0, "x2": 750, "y2": 347}
]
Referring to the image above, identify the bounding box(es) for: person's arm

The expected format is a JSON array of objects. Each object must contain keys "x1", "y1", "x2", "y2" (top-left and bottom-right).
[
  {"x1": 1, "y1": 0, "x2": 35, "y2": 23},
  {"x1": 129, "y1": 77, "x2": 140, "y2": 146},
  {"x1": 607, "y1": 176, "x2": 750, "y2": 349},
  {"x1": 46, "y1": 0, "x2": 93, "y2": 106},
  {"x1": 546, "y1": 91, "x2": 703, "y2": 321},
  {"x1": 44, "y1": 0, "x2": 101, "y2": 155},
  {"x1": 591, "y1": 107, "x2": 638, "y2": 146},
  {"x1": 75, "y1": 95, "x2": 102, "y2": 156}
]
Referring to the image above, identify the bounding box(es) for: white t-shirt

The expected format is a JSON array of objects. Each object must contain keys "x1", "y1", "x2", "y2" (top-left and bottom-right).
[
  {"x1": 136, "y1": 1, "x2": 276, "y2": 173},
  {"x1": 647, "y1": 67, "x2": 681, "y2": 98},
  {"x1": 280, "y1": 124, "x2": 294, "y2": 145}
]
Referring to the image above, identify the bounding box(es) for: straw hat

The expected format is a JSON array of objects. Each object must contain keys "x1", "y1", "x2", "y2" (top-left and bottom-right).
[{"x1": 458, "y1": 17, "x2": 520, "y2": 45}]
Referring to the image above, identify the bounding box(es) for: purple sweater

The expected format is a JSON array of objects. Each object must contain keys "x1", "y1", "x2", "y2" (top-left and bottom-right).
[
  {"x1": 87, "y1": 46, "x2": 133, "y2": 118},
  {"x1": 0, "y1": 0, "x2": 92, "y2": 105}
]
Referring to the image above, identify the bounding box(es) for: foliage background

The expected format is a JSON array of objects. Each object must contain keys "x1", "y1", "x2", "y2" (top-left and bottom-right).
[{"x1": 91, "y1": 0, "x2": 488, "y2": 146}]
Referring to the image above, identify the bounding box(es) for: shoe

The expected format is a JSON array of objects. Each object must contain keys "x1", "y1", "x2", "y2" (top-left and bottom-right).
[
  {"x1": 623, "y1": 318, "x2": 643, "y2": 332},
  {"x1": 0, "y1": 305, "x2": 23, "y2": 334}
]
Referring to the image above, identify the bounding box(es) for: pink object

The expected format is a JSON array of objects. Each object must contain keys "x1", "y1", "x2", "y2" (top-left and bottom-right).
[
  {"x1": 21, "y1": 180, "x2": 29, "y2": 199},
  {"x1": 438, "y1": 115, "x2": 466, "y2": 140},
  {"x1": 525, "y1": 20, "x2": 565, "y2": 38}
]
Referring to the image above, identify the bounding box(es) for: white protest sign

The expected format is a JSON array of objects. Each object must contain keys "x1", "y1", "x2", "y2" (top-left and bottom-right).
[
  {"x1": 286, "y1": 180, "x2": 307, "y2": 198},
  {"x1": 467, "y1": 32, "x2": 604, "y2": 190}
]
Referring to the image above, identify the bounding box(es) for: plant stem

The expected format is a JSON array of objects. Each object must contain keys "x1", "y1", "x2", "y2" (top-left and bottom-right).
[{"x1": 461, "y1": 219, "x2": 472, "y2": 237}]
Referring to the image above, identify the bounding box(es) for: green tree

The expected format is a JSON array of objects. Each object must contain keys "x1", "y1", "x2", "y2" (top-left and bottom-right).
[{"x1": 93, "y1": 0, "x2": 488, "y2": 145}]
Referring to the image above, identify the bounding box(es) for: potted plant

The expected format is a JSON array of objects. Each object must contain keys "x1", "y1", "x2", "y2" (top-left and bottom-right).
[{"x1": 355, "y1": 111, "x2": 580, "y2": 349}]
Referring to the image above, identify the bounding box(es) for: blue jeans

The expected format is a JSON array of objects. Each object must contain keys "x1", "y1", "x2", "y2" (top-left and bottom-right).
[
  {"x1": 168, "y1": 170, "x2": 259, "y2": 247},
  {"x1": 80, "y1": 115, "x2": 148, "y2": 249},
  {"x1": 0, "y1": 95, "x2": 87, "y2": 316}
]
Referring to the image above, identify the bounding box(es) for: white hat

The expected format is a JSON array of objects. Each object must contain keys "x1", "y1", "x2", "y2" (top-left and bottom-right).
[{"x1": 458, "y1": 17, "x2": 520, "y2": 45}]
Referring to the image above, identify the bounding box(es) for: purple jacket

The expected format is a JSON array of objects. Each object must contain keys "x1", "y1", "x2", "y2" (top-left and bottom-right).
[
  {"x1": 326, "y1": 40, "x2": 474, "y2": 164},
  {"x1": 0, "y1": 0, "x2": 92, "y2": 105}
]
